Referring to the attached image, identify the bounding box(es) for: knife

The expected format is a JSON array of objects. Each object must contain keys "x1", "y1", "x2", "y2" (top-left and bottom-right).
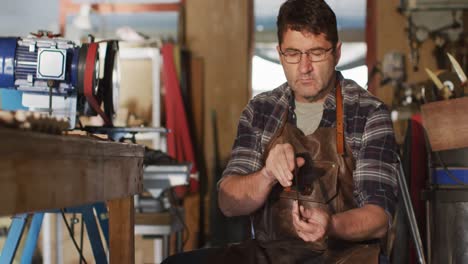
[
  {"x1": 447, "y1": 52, "x2": 467, "y2": 96},
  {"x1": 425, "y1": 68, "x2": 452, "y2": 100}
]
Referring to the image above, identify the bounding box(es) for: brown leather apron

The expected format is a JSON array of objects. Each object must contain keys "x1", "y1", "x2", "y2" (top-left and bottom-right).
[{"x1": 209, "y1": 83, "x2": 381, "y2": 264}]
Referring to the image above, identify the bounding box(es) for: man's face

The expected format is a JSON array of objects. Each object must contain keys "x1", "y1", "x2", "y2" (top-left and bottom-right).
[{"x1": 277, "y1": 29, "x2": 341, "y2": 103}]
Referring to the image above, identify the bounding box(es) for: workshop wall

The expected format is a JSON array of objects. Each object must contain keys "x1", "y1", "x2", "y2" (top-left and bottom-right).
[
  {"x1": 185, "y1": 1, "x2": 253, "y2": 198},
  {"x1": 372, "y1": 0, "x2": 467, "y2": 142},
  {"x1": 374, "y1": 0, "x2": 437, "y2": 106}
]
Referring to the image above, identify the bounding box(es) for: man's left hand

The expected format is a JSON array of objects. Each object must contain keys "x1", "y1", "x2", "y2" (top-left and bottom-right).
[{"x1": 292, "y1": 202, "x2": 331, "y2": 242}]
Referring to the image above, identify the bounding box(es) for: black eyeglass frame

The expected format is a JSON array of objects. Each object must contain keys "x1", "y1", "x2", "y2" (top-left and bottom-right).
[{"x1": 279, "y1": 46, "x2": 335, "y2": 64}]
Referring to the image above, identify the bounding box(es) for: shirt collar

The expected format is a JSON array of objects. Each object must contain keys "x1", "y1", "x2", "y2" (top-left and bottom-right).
[{"x1": 287, "y1": 71, "x2": 344, "y2": 111}]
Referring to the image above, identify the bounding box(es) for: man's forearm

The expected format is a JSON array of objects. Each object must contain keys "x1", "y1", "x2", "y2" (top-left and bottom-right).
[
  {"x1": 329, "y1": 204, "x2": 389, "y2": 241},
  {"x1": 218, "y1": 169, "x2": 276, "y2": 217}
]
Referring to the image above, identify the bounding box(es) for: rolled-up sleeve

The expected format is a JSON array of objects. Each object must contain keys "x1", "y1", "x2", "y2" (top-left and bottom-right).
[
  {"x1": 220, "y1": 103, "x2": 264, "y2": 183},
  {"x1": 353, "y1": 104, "x2": 399, "y2": 219}
]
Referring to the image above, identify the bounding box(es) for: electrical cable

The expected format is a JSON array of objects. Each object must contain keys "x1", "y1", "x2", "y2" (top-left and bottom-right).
[
  {"x1": 60, "y1": 210, "x2": 88, "y2": 264},
  {"x1": 434, "y1": 151, "x2": 468, "y2": 185},
  {"x1": 419, "y1": 126, "x2": 466, "y2": 186},
  {"x1": 167, "y1": 189, "x2": 190, "y2": 248},
  {"x1": 80, "y1": 214, "x2": 85, "y2": 264}
]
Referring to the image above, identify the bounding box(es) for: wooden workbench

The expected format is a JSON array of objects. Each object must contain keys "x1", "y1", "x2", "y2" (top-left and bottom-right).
[{"x1": 0, "y1": 127, "x2": 145, "y2": 263}]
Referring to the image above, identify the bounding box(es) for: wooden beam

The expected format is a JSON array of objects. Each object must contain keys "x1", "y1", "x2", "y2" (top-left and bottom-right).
[
  {"x1": 189, "y1": 57, "x2": 205, "y2": 159},
  {"x1": 61, "y1": 0, "x2": 180, "y2": 14},
  {"x1": 91, "y1": 3, "x2": 180, "y2": 14},
  {"x1": 59, "y1": 0, "x2": 73, "y2": 35},
  {"x1": 59, "y1": 0, "x2": 181, "y2": 35},
  {"x1": 135, "y1": 212, "x2": 171, "y2": 225},
  {"x1": 109, "y1": 197, "x2": 135, "y2": 264},
  {"x1": 366, "y1": 0, "x2": 378, "y2": 95},
  {"x1": 185, "y1": 0, "x2": 253, "y2": 245},
  {"x1": 0, "y1": 128, "x2": 144, "y2": 216}
]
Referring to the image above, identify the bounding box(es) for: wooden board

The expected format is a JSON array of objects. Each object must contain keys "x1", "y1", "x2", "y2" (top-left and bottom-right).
[
  {"x1": 135, "y1": 212, "x2": 172, "y2": 225},
  {"x1": 189, "y1": 56, "x2": 205, "y2": 151},
  {"x1": 109, "y1": 197, "x2": 135, "y2": 264},
  {"x1": 185, "y1": 0, "x2": 253, "y2": 243},
  {"x1": 421, "y1": 97, "x2": 468, "y2": 151},
  {"x1": 185, "y1": 0, "x2": 253, "y2": 166},
  {"x1": 0, "y1": 128, "x2": 144, "y2": 216}
]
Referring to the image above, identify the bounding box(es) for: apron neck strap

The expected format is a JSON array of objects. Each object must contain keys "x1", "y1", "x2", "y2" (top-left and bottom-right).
[{"x1": 336, "y1": 80, "x2": 344, "y2": 155}]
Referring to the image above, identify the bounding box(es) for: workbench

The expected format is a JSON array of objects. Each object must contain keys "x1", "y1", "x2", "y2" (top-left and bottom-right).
[{"x1": 0, "y1": 127, "x2": 145, "y2": 263}]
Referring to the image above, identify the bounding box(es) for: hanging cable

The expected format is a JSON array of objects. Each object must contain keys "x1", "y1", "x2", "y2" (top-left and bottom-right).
[
  {"x1": 80, "y1": 214, "x2": 85, "y2": 264},
  {"x1": 167, "y1": 189, "x2": 190, "y2": 248},
  {"x1": 434, "y1": 152, "x2": 468, "y2": 185},
  {"x1": 61, "y1": 209, "x2": 88, "y2": 264}
]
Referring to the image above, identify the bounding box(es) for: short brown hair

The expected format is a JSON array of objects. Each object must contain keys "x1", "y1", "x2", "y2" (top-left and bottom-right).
[{"x1": 277, "y1": 0, "x2": 338, "y2": 47}]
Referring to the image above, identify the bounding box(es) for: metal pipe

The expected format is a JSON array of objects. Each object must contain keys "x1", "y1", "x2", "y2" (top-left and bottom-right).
[
  {"x1": 56, "y1": 214, "x2": 63, "y2": 264},
  {"x1": 424, "y1": 128, "x2": 433, "y2": 264},
  {"x1": 396, "y1": 155, "x2": 427, "y2": 264},
  {"x1": 425, "y1": 200, "x2": 431, "y2": 264},
  {"x1": 42, "y1": 214, "x2": 52, "y2": 264}
]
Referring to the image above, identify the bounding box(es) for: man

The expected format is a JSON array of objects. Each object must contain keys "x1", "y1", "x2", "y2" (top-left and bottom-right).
[{"x1": 164, "y1": 0, "x2": 398, "y2": 263}]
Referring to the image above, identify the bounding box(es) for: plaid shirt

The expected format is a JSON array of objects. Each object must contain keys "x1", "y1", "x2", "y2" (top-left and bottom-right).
[{"x1": 222, "y1": 72, "x2": 399, "y2": 218}]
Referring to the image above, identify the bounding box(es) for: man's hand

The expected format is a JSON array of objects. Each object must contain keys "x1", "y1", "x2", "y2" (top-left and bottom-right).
[
  {"x1": 292, "y1": 202, "x2": 331, "y2": 242},
  {"x1": 262, "y1": 143, "x2": 305, "y2": 187}
]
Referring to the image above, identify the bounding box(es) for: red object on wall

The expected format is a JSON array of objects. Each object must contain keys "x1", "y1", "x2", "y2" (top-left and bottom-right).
[
  {"x1": 162, "y1": 43, "x2": 199, "y2": 193},
  {"x1": 409, "y1": 114, "x2": 428, "y2": 263}
]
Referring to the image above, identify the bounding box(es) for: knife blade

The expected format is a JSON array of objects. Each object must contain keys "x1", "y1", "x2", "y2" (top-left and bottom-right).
[
  {"x1": 425, "y1": 68, "x2": 444, "y2": 90},
  {"x1": 425, "y1": 68, "x2": 452, "y2": 100},
  {"x1": 447, "y1": 52, "x2": 467, "y2": 83}
]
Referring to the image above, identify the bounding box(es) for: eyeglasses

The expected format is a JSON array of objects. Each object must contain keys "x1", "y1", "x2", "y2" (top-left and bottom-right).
[{"x1": 279, "y1": 47, "x2": 334, "y2": 64}]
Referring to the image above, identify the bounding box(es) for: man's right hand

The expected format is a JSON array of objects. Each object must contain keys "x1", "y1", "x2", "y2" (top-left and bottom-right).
[{"x1": 261, "y1": 143, "x2": 305, "y2": 187}]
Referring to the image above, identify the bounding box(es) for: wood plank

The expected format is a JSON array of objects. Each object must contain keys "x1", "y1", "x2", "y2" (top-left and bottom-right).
[
  {"x1": 135, "y1": 212, "x2": 171, "y2": 226},
  {"x1": 186, "y1": 57, "x2": 204, "y2": 249},
  {"x1": 59, "y1": 0, "x2": 181, "y2": 35},
  {"x1": 365, "y1": 0, "x2": 378, "y2": 94},
  {"x1": 109, "y1": 197, "x2": 135, "y2": 264},
  {"x1": 185, "y1": 0, "x2": 253, "y2": 242},
  {"x1": 421, "y1": 97, "x2": 468, "y2": 151},
  {"x1": 189, "y1": 57, "x2": 205, "y2": 152},
  {"x1": 92, "y1": 3, "x2": 181, "y2": 14},
  {"x1": 185, "y1": 0, "x2": 253, "y2": 164},
  {"x1": 61, "y1": 1, "x2": 180, "y2": 14},
  {"x1": 183, "y1": 193, "x2": 199, "y2": 250},
  {"x1": 0, "y1": 128, "x2": 144, "y2": 216}
]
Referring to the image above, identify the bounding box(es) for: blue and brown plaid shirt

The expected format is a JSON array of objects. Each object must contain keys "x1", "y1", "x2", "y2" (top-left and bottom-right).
[{"x1": 221, "y1": 72, "x2": 399, "y2": 218}]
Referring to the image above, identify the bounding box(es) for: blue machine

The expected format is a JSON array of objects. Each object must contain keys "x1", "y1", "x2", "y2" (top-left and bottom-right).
[
  {"x1": 0, "y1": 35, "x2": 76, "y2": 94},
  {"x1": 0, "y1": 31, "x2": 120, "y2": 263},
  {"x1": 432, "y1": 167, "x2": 468, "y2": 185},
  {"x1": 0, "y1": 31, "x2": 120, "y2": 127}
]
